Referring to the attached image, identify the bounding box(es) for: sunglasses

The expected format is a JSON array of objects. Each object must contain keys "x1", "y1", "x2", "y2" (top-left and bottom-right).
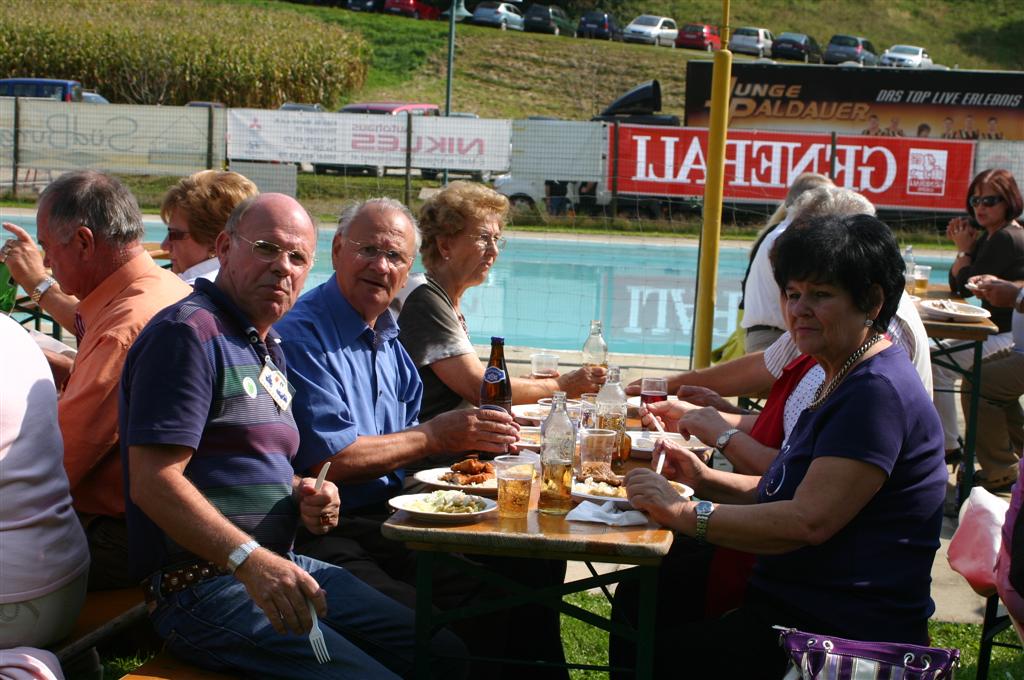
[
  {"x1": 969, "y1": 195, "x2": 1003, "y2": 208},
  {"x1": 236, "y1": 235, "x2": 313, "y2": 269},
  {"x1": 165, "y1": 227, "x2": 191, "y2": 241}
]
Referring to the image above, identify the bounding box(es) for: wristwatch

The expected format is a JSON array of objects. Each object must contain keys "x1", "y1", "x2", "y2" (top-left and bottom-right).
[
  {"x1": 29, "y1": 275, "x2": 56, "y2": 304},
  {"x1": 226, "y1": 540, "x2": 260, "y2": 573},
  {"x1": 956, "y1": 251, "x2": 972, "y2": 259},
  {"x1": 715, "y1": 428, "x2": 740, "y2": 453},
  {"x1": 694, "y1": 500, "x2": 715, "y2": 544}
]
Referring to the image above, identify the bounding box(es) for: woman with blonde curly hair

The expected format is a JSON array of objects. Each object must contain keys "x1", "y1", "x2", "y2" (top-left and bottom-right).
[
  {"x1": 398, "y1": 181, "x2": 604, "y2": 421},
  {"x1": 160, "y1": 170, "x2": 258, "y2": 283}
]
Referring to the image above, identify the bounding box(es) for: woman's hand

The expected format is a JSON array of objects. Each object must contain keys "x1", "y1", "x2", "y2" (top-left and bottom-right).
[
  {"x1": 946, "y1": 216, "x2": 978, "y2": 251},
  {"x1": 650, "y1": 438, "x2": 708, "y2": 488},
  {"x1": 677, "y1": 406, "x2": 731, "y2": 444},
  {"x1": 675, "y1": 385, "x2": 733, "y2": 412},
  {"x1": 556, "y1": 365, "x2": 606, "y2": 396},
  {"x1": 970, "y1": 275, "x2": 1020, "y2": 308},
  {"x1": 640, "y1": 399, "x2": 691, "y2": 433},
  {"x1": 625, "y1": 468, "x2": 692, "y2": 529}
]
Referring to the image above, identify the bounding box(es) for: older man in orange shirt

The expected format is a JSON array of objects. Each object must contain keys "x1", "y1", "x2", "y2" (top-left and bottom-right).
[{"x1": 1, "y1": 171, "x2": 190, "y2": 589}]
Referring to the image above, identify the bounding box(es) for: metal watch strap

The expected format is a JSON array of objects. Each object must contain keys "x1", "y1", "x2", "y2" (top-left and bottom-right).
[
  {"x1": 716, "y1": 427, "x2": 741, "y2": 452},
  {"x1": 30, "y1": 275, "x2": 56, "y2": 303},
  {"x1": 694, "y1": 501, "x2": 714, "y2": 544},
  {"x1": 226, "y1": 540, "x2": 260, "y2": 573}
]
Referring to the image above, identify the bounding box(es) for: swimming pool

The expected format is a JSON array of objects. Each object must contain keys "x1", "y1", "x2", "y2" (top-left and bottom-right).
[{"x1": 3, "y1": 216, "x2": 953, "y2": 357}]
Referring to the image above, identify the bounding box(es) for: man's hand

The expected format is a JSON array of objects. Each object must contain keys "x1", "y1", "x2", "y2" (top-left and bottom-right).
[
  {"x1": 969, "y1": 274, "x2": 1020, "y2": 308},
  {"x1": 233, "y1": 549, "x2": 327, "y2": 635},
  {"x1": 2, "y1": 223, "x2": 48, "y2": 291},
  {"x1": 624, "y1": 467, "x2": 692, "y2": 530},
  {"x1": 425, "y1": 407, "x2": 519, "y2": 455},
  {"x1": 556, "y1": 365, "x2": 606, "y2": 396},
  {"x1": 675, "y1": 385, "x2": 734, "y2": 412},
  {"x1": 295, "y1": 477, "x2": 340, "y2": 534}
]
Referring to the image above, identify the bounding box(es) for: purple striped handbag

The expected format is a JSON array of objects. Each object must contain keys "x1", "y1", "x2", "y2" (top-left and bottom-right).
[{"x1": 776, "y1": 627, "x2": 960, "y2": 680}]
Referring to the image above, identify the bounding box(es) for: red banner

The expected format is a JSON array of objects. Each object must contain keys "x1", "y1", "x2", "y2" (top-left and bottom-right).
[{"x1": 611, "y1": 125, "x2": 976, "y2": 211}]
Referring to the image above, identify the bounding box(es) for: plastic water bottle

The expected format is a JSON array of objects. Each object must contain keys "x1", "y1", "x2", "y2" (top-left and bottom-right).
[{"x1": 596, "y1": 366, "x2": 629, "y2": 469}]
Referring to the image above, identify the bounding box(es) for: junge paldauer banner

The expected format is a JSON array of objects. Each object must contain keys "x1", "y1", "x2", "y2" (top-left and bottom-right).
[{"x1": 684, "y1": 62, "x2": 1024, "y2": 141}]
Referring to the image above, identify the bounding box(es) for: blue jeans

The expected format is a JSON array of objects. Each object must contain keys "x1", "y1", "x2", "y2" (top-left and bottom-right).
[{"x1": 148, "y1": 553, "x2": 466, "y2": 679}]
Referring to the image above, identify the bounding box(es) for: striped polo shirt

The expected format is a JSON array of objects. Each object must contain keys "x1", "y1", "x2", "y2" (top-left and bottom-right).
[{"x1": 120, "y1": 280, "x2": 300, "y2": 580}]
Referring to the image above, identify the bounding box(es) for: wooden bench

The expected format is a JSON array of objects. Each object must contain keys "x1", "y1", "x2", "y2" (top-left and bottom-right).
[
  {"x1": 54, "y1": 588, "x2": 147, "y2": 665},
  {"x1": 120, "y1": 651, "x2": 236, "y2": 679}
]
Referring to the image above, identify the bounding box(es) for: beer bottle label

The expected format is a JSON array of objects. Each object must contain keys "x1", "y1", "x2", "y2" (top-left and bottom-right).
[{"x1": 483, "y1": 366, "x2": 506, "y2": 383}]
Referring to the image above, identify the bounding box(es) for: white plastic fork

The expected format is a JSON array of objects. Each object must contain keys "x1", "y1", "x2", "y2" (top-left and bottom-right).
[{"x1": 307, "y1": 598, "x2": 331, "y2": 664}]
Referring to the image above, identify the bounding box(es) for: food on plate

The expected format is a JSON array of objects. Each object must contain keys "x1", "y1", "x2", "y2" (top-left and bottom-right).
[
  {"x1": 439, "y1": 458, "x2": 495, "y2": 486},
  {"x1": 573, "y1": 477, "x2": 628, "y2": 499},
  {"x1": 580, "y1": 461, "x2": 622, "y2": 487},
  {"x1": 406, "y1": 490, "x2": 487, "y2": 514}
]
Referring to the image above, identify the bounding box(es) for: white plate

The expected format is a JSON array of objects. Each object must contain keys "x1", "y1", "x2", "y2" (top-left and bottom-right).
[
  {"x1": 626, "y1": 395, "x2": 679, "y2": 408},
  {"x1": 389, "y1": 493, "x2": 496, "y2": 523},
  {"x1": 626, "y1": 431, "x2": 709, "y2": 459},
  {"x1": 517, "y1": 426, "x2": 541, "y2": 451},
  {"x1": 918, "y1": 299, "x2": 991, "y2": 323},
  {"x1": 412, "y1": 467, "x2": 498, "y2": 496},
  {"x1": 571, "y1": 480, "x2": 694, "y2": 509},
  {"x1": 511, "y1": 403, "x2": 550, "y2": 422}
]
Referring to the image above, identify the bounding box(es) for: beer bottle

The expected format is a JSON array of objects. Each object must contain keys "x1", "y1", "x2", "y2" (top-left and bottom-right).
[
  {"x1": 582, "y1": 320, "x2": 608, "y2": 369},
  {"x1": 480, "y1": 336, "x2": 512, "y2": 414},
  {"x1": 596, "y1": 366, "x2": 630, "y2": 469}
]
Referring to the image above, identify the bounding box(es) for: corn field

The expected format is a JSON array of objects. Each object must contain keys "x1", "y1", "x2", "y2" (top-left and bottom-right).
[{"x1": 0, "y1": 0, "x2": 369, "y2": 108}]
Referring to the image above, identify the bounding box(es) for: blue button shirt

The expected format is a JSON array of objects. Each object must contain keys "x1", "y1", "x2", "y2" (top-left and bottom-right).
[{"x1": 277, "y1": 277, "x2": 423, "y2": 510}]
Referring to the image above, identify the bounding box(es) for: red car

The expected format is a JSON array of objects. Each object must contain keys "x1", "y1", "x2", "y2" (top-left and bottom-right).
[
  {"x1": 384, "y1": 0, "x2": 440, "y2": 20},
  {"x1": 676, "y1": 23, "x2": 721, "y2": 51}
]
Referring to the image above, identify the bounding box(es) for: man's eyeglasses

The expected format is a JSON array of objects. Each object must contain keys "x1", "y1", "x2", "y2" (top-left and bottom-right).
[
  {"x1": 969, "y1": 195, "x2": 1003, "y2": 208},
  {"x1": 470, "y1": 232, "x2": 507, "y2": 251},
  {"x1": 165, "y1": 227, "x2": 191, "y2": 242},
  {"x1": 236, "y1": 234, "x2": 313, "y2": 269},
  {"x1": 346, "y1": 240, "x2": 412, "y2": 268}
]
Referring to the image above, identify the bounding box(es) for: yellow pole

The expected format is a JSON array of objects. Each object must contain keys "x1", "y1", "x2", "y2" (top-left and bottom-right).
[
  {"x1": 691, "y1": 44, "x2": 733, "y2": 369},
  {"x1": 721, "y1": 0, "x2": 731, "y2": 44}
]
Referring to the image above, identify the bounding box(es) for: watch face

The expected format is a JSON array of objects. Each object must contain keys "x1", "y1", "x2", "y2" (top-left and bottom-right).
[{"x1": 696, "y1": 500, "x2": 714, "y2": 515}]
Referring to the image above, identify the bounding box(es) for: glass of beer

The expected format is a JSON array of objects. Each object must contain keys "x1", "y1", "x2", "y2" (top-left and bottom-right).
[
  {"x1": 530, "y1": 353, "x2": 559, "y2": 377},
  {"x1": 640, "y1": 377, "x2": 668, "y2": 405},
  {"x1": 579, "y1": 428, "x2": 617, "y2": 475},
  {"x1": 495, "y1": 454, "x2": 535, "y2": 519},
  {"x1": 539, "y1": 457, "x2": 573, "y2": 515},
  {"x1": 913, "y1": 265, "x2": 931, "y2": 296}
]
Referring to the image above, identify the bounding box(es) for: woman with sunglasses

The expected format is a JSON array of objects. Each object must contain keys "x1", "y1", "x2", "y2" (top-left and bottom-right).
[
  {"x1": 397, "y1": 181, "x2": 604, "y2": 423},
  {"x1": 938, "y1": 168, "x2": 1024, "y2": 481},
  {"x1": 160, "y1": 170, "x2": 258, "y2": 284}
]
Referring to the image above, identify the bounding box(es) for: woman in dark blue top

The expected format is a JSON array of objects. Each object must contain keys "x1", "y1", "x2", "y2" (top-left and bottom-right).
[{"x1": 616, "y1": 214, "x2": 946, "y2": 679}]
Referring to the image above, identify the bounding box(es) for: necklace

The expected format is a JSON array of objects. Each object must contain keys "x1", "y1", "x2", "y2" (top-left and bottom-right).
[{"x1": 808, "y1": 333, "x2": 883, "y2": 411}]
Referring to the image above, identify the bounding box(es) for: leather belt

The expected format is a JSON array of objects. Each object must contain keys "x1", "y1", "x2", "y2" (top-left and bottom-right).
[{"x1": 143, "y1": 559, "x2": 227, "y2": 605}]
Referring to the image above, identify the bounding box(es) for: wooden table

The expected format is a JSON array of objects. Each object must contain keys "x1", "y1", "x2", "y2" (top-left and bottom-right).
[
  {"x1": 382, "y1": 501, "x2": 673, "y2": 679},
  {"x1": 920, "y1": 286, "x2": 1000, "y2": 504}
]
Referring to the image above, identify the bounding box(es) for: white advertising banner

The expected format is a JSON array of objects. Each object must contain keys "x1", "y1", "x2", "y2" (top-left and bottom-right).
[
  {"x1": 228, "y1": 109, "x2": 512, "y2": 171},
  {"x1": 0, "y1": 99, "x2": 226, "y2": 176},
  {"x1": 510, "y1": 119, "x2": 606, "y2": 181}
]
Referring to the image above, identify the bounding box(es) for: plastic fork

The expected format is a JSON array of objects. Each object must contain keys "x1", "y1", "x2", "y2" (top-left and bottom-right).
[{"x1": 306, "y1": 598, "x2": 331, "y2": 664}]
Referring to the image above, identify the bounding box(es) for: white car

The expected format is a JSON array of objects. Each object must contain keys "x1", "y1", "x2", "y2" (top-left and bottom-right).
[
  {"x1": 728, "y1": 26, "x2": 774, "y2": 57},
  {"x1": 623, "y1": 15, "x2": 678, "y2": 47},
  {"x1": 880, "y1": 44, "x2": 933, "y2": 68}
]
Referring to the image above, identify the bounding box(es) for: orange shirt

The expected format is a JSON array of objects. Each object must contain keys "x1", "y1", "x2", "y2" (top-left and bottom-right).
[{"x1": 60, "y1": 251, "x2": 191, "y2": 517}]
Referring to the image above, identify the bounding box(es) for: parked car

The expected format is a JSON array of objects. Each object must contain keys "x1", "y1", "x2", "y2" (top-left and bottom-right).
[
  {"x1": 623, "y1": 15, "x2": 678, "y2": 47},
  {"x1": 523, "y1": 5, "x2": 575, "y2": 36},
  {"x1": 728, "y1": 26, "x2": 774, "y2": 57},
  {"x1": 577, "y1": 10, "x2": 622, "y2": 41},
  {"x1": 675, "y1": 23, "x2": 721, "y2": 51},
  {"x1": 880, "y1": 44, "x2": 933, "y2": 68},
  {"x1": 0, "y1": 78, "x2": 82, "y2": 102},
  {"x1": 279, "y1": 102, "x2": 325, "y2": 112},
  {"x1": 472, "y1": 1, "x2": 524, "y2": 30},
  {"x1": 823, "y1": 34, "x2": 879, "y2": 65},
  {"x1": 81, "y1": 90, "x2": 110, "y2": 104},
  {"x1": 313, "y1": 102, "x2": 440, "y2": 177},
  {"x1": 771, "y1": 32, "x2": 822, "y2": 63},
  {"x1": 347, "y1": 0, "x2": 384, "y2": 11},
  {"x1": 384, "y1": 0, "x2": 440, "y2": 20}
]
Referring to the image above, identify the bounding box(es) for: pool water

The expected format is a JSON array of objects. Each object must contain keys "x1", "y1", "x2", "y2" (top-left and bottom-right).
[{"x1": 4, "y1": 216, "x2": 953, "y2": 358}]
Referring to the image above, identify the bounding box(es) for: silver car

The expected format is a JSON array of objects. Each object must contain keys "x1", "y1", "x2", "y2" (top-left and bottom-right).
[
  {"x1": 880, "y1": 45, "x2": 933, "y2": 68},
  {"x1": 471, "y1": 1, "x2": 524, "y2": 30},
  {"x1": 624, "y1": 15, "x2": 678, "y2": 47},
  {"x1": 728, "y1": 26, "x2": 774, "y2": 57}
]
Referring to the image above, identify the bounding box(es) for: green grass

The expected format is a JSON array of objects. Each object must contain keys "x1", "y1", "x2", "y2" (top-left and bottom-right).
[{"x1": 560, "y1": 592, "x2": 1024, "y2": 680}]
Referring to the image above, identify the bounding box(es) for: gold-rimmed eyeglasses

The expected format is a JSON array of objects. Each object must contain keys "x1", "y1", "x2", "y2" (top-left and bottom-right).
[
  {"x1": 236, "y1": 235, "x2": 313, "y2": 269},
  {"x1": 346, "y1": 239, "x2": 412, "y2": 268}
]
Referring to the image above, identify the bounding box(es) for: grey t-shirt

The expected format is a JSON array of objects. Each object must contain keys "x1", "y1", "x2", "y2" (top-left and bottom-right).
[{"x1": 397, "y1": 277, "x2": 475, "y2": 422}]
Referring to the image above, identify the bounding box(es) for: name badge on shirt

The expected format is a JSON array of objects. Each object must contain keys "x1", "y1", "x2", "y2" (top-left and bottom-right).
[{"x1": 258, "y1": 357, "x2": 292, "y2": 411}]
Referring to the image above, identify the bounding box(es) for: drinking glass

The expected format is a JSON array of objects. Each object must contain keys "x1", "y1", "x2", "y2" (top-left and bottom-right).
[
  {"x1": 578, "y1": 429, "x2": 617, "y2": 480},
  {"x1": 530, "y1": 353, "x2": 559, "y2": 377},
  {"x1": 913, "y1": 265, "x2": 931, "y2": 296},
  {"x1": 640, "y1": 377, "x2": 668, "y2": 405},
  {"x1": 495, "y1": 454, "x2": 536, "y2": 519}
]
